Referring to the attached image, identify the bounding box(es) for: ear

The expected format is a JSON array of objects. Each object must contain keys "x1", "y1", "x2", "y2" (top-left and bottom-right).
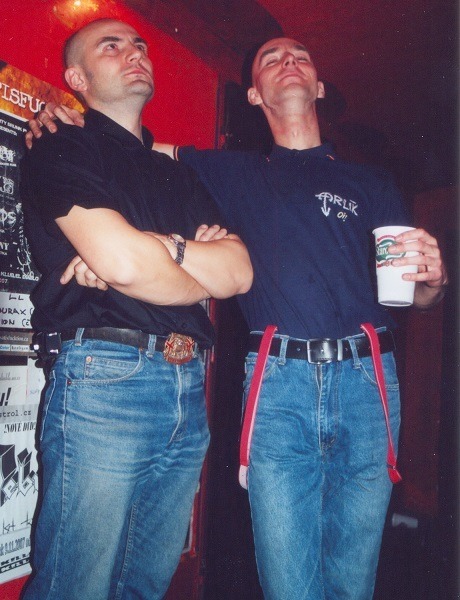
[
  {"x1": 247, "y1": 86, "x2": 262, "y2": 107},
  {"x1": 65, "y1": 66, "x2": 87, "y2": 94},
  {"x1": 317, "y1": 81, "x2": 325, "y2": 99}
]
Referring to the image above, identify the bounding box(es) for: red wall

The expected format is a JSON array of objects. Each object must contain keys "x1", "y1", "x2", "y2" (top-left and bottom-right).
[
  {"x1": 0, "y1": 2, "x2": 218, "y2": 598},
  {"x1": 0, "y1": 1, "x2": 218, "y2": 147}
]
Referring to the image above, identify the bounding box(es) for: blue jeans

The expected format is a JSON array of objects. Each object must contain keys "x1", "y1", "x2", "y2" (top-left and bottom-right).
[
  {"x1": 23, "y1": 334, "x2": 209, "y2": 600},
  {"x1": 244, "y1": 333, "x2": 400, "y2": 600}
]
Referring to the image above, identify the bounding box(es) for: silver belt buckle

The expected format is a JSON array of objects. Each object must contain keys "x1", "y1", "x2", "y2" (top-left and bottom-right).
[{"x1": 306, "y1": 338, "x2": 343, "y2": 364}]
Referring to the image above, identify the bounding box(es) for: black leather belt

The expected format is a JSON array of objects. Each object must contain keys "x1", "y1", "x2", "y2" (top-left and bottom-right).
[
  {"x1": 248, "y1": 330, "x2": 395, "y2": 364},
  {"x1": 59, "y1": 328, "x2": 198, "y2": 364},
  {"x1": 60, "y1": 327, "x2": 166, "y2": 350}
]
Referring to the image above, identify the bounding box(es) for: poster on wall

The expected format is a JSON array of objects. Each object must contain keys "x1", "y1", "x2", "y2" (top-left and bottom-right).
[
  {"x1": 0, "y1": 61, "x2": 83, "y2": 584},
  {"x1": 0, "y1": 61, "x2": 83, "y2": 296},
  {"x1": 0, "y1": 357, "x2": 44, "y2": 582}
]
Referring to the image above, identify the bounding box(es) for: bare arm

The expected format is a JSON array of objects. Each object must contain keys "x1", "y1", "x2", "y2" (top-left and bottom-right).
[
  {"x1": 28, "y1": 106, "x2": 252, "y2": 298},
  {"x1": 177, "y1": 236, "x2": 253, "y2": 297},
  {"x1": 390, "y1": 228, "x2": 448, "y2": 309},
  {"x1": 56, "y1": 206, "x2": 211, "y2": 306},
  {"x1": 154, "y1": 224, "x2": 253, "y2": 298},
  {"x1": 152, "y1": 142, "x2": 175, "y2": 158},
  {"x1": 61, "y1": 223, "x2": 253, "y2": 300}
]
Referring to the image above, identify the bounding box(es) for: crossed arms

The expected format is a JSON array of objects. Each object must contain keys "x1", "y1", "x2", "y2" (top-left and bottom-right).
[
  {"x1": 57, "y1": 207, "x2": 252, "y2": 305},
  {"x1": 26, "y1": 108, "x2": 252, "y2": 305}
]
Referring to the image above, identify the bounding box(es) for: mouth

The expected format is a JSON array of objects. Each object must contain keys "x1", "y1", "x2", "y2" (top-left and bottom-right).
[
  {"x1": 125, "y1": 67, "x2": 151, "y2": 79},
  {"x1": 278, "y1": 71, "x2": 303, "y2": 82}
]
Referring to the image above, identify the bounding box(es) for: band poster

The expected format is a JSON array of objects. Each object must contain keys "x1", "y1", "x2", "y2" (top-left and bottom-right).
[{"x1": 0, "y1": 61, "x2": 82, "y2": 584}]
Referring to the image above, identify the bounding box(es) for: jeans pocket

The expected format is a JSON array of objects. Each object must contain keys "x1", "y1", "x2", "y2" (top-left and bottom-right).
[
  {"x1": 78, "y1": 349, "x2": 144, "y2": 383},
  {"x1": 356, "y1": 352, "x2": 399, "y2": 389},
  {"x1": 242, "y1": 353, "x2": 279, "y2": 412},
  {"x1": 39, "y1": 369, "x2": 56, "y2": 442}
]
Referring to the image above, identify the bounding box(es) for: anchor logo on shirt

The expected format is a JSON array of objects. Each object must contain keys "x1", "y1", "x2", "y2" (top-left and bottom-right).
[{"x1": 315, "y1": 192, "x2": 359, "y2": 218}]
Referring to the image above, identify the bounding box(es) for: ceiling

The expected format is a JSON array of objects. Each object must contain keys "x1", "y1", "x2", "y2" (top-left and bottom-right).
[{"x1": 127, "y1": 0, "x2": 458, "y2": 193}]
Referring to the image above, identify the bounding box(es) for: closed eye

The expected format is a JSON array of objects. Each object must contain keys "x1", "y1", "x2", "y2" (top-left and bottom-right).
[{"x1": 264, "y1": 57, "x2": 279, "y2": 67}]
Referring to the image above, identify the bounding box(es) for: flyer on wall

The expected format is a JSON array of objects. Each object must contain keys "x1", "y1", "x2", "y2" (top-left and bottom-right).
[
  {"x1": 0, "y1": 358, "x2": 44, "y2": 583},
  {"x1": 0, "y1": 60, "x2": 83, "y2": 297}
]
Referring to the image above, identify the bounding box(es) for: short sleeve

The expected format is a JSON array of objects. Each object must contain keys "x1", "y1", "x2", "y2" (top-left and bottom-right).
[{"x1": 24, "y1": 125, "x2": 117, "y2": 236}]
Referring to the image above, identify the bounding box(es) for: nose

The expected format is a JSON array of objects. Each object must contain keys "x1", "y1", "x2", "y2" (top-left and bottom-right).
[
  {"x1": 126, "y1": 44, "x2": 143, "y2": 62},
  {"x1": 282, "y1": 52, "x2": 297, "y2": 66}
]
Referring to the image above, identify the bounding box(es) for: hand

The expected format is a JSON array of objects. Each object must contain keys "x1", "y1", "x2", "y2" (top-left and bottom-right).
[
  {"x1": 25, "y1": 102, "x2": 85, "y2": 149},
  {"x1": 60, "y1": 255, "x2": 108, "y2": 290},
  {"x1": 391, "y1": 228, "x2": 448, "y2": 288},
  {"x1": 194, "y1": 224, "x2": 228, "y2": 241}
]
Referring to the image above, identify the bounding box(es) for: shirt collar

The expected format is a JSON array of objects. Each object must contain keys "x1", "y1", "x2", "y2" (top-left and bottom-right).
[
  {"x1": 269, "y1": 142, "x2": 335, "y2": 161},
  {"x1": 84, "y1": 108, "x2": 154, "y2": 149}
]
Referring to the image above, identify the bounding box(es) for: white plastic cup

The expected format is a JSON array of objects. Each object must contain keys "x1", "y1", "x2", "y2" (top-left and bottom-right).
[{"x1": 373, "y1": 226, "x2": 418, "y2": 306}]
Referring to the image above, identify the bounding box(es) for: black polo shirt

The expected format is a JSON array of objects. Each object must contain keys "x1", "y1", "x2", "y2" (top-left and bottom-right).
[{"x1": 21, "y1": 109, "x2": 221, "y2": 347}]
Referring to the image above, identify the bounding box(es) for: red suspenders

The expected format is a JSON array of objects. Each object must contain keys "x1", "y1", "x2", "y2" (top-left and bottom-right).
[{"x1": 239, "y1": 323, "x2": 401, "y2": 489}]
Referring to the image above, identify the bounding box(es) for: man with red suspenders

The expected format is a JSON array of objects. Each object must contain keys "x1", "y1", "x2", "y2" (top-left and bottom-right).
[{"x1": 28, "y1": 36, "x2": 447, "y2": 600}]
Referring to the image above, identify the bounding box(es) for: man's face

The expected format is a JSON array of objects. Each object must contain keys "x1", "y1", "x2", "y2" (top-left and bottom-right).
[
  {"x1": 248, "y1": 37, "x2": 324, "y2": 109},
  {"x1": 66, "y1": 20, "x2": 154, "y2": 106}
]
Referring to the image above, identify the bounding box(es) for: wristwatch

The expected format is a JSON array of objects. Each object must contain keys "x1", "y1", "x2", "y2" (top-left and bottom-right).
[{"x1": 167, "y1": 233, "x2": 186, "y2": 265}]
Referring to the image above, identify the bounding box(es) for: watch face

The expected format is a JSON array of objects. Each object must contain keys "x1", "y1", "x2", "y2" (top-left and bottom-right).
[{"x1": 171, "y1": 233, "x2": 185, "y2": 243}]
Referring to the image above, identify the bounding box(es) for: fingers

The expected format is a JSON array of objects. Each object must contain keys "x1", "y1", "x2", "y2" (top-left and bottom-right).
[
  {"x1": 392, "y1": 228, "x2": 447, "y2": 287},
  {"x1": 25, "y1": 119, "x2": 43, "y2": 147},
  {"x1": 54, "y1": 105, "x2": 85, "y2": 126},
  {"x1": 26, "y1": 103, "x2": 59, "y2": 149},
  {"x1": 60, "y1": 255, "x2": 81, "y2": 284},
  {"x1": 38, "y1": 111, "x2": 58, "y2": 133},
  {"x1": 60, "y1": 256, "x2": 108, "y2": 290},
  {"x1": 25, "y1": 129, "x2": 36, "y2": 150},
  {"x1": 194, "y1": 224, "x2": 210, "y2": 241},
  {"x1": 395, "y1": 227, "x2": 437, "y2": 247},
  {"x1": 25, "y1": 103, "x2": 85, "y2": 149},
  {"x1": 36, "y1": 102, "x2": 60, "y2": 132},
  {"x1": 74, "y1": 260, "x2": 108, "y2": 290},
  {"x1": 95, "y1": 278, "x2": 109, "y2": 291},
  {"x1": 194, "y1": 224, "x2": 228, "y2": 241}
]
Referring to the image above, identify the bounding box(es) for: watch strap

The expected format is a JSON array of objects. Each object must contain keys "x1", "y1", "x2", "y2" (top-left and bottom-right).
[{"x1": 167, "y1": 234, "x2": 186, "y2": 265}]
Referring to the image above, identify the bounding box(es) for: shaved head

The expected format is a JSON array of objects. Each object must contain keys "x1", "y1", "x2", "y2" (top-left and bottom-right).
[
  {"x1": 64, "y1": 18, "x2": 121, "y2": 67},
  {"x1": 62, "y1": 18, "x2": 153, "y2": 109}
]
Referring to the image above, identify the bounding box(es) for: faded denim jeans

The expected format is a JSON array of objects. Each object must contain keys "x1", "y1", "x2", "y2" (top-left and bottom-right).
[
  {"x1": 23, "y1": 334, "x2": 209, "y2": 600},
  {"x1": 244, "y1": 332, "x2": 400, "y2": 600}
]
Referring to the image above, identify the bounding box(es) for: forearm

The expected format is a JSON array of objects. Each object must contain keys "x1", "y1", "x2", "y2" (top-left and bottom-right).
[
  {"x1": 180, "y1": 236, "x2": 253, "y2": 299},
  {"x1": 109, "y1": 236, "x2": 210, "y2": 305},
  {"x1": 57, "y1": 207, "x2": 210, "y2": 305}
]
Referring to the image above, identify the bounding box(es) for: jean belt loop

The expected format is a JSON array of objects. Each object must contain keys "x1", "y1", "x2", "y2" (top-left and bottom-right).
[
  {"x1": 347, "y1": 335, "x2": 361, "y2": 368},
  {"x1": 75, "y1": 328, "x2": 84, "y2": 346},
  {"x1": 146, "y1": 334, "x2": 157, "y2": 357},
  {"x1": 278, "y1": 336, "x2": 289, "y2": 365}
]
